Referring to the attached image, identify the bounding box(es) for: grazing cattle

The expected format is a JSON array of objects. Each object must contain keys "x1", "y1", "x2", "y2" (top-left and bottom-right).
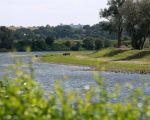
[{"x1": 63, "y1": 53, "x2": 71, "y2": 56}]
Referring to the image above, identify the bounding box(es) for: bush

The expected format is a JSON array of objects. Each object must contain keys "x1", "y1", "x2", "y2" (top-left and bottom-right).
[
  {"x1": 45, "y1": 37, "x2": 54, "y2": 46},
  {"x1": 0, "y1": 59, "x2": 150, "y2": 119},
  {"x1": 95, "y1": 39, "x2": 103, "y2": 50},
  {"x1": 104, "y1": 39, "x2": 111, "y2": 48},
  {"x1": 64, "y1": 40, "x2": 71, "y2": 47},
  {"x1": 70, "y1": 42, "x2": 81, "y2": 51},
  {"x1": 33, "y1": 40, "x2": 47, "y2": 50},
  {"x1": 82, "y1": 38, "x2": 95, "y2": 50}
]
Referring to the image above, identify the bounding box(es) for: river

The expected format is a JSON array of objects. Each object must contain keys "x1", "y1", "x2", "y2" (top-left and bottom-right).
[{"x1": 0, "y1": 52, "x2": 150, "y2": 100}]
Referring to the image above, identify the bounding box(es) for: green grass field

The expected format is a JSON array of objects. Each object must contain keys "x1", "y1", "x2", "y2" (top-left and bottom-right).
[
  {"x1": 40, "y1": 48, "x2": 150, "y2": 73},
  {"x1": 86, "y1": 48, "x2": 150, "y2": 62}
]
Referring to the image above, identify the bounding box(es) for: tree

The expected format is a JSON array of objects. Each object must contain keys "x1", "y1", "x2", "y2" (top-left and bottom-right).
[
  {"x1": 95, "y1": 39, "x2": 103, "y2": 50},
  {"x1": 83, "y1": 25, "x2": 91, "y2": 36},
  {"x1": 104, "y1": 39, "x2": 111, "y2": 48},
  {"x1": 71, "y1": 42, "x2": 81, "y2": 51},
  {"x1": 82, "y1": 38, "x2": 95, "y2": 50},
  {"x1": 53, "y1": 25, "x2": 74, "y2": 38},
  {"x1": 121, "y1": 0, "x2": 150, "y2": 49},
  {"x1": 45, "y1": 37, "x2": 54, "y2": 46},
  {"x1": 64, "y1": 40, "x2": 71, "y2": 47},
  {"x1": 100, "y1": 0, "x2": 125, "y2": 48},
  {"x1": 0, "y1": 26, "x2": 14, "y2": 49}
]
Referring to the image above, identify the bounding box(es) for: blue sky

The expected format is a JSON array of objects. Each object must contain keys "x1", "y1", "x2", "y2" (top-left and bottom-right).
[{"x1": 0, "y1": 0, "x2": 107, "y2": 26}]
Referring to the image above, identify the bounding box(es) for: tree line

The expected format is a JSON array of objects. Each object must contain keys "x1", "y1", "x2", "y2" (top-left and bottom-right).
[
  {"x1": 0, "y1": 24, "x2": 116, "y2": 51},
  {"x1": 100, "y1": 0, "x2": 150, "y2": 49}
]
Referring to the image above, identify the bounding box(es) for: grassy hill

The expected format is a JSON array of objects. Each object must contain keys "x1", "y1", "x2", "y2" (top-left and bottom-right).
[
  {"x1": 40, "y1": 48, "x2": 150, "y2": 73},
  {"x1": 87, "y1": 48, "x2": 150, "y2": 62}
]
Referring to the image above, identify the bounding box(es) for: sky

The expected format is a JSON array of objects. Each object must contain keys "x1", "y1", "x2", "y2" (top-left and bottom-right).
[{"x1": 0, "y1": 0, "x2": 107, "y2": 27}]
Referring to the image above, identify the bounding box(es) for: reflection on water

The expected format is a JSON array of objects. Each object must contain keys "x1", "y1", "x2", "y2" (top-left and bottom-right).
[{"x1": 0, "y1": 52, "x2": 150, "y2": 99}]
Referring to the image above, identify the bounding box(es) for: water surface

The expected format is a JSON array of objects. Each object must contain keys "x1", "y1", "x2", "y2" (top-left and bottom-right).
[{"x1": 0, "y1": 52, "x2": 150, "y2": 98}]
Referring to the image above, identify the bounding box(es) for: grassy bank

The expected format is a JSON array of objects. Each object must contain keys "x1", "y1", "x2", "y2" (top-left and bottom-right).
[{"x1": 40, "y1": 48, "x2": 150, "y2": 73}]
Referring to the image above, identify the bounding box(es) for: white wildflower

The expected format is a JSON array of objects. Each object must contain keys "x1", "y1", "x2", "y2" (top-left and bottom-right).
[
  {"x1": 84, "y1": 85, "x2": 90, "y2": 90},
  {"x1": 24, "y1": 82, "x2": 27, "y2": 86},
  {"x1": 137, "y1": 103, "x2": 143, "y2": 108}
]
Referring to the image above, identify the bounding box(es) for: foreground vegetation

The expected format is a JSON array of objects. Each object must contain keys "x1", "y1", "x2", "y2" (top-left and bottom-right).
[
  {"x1": 40, "y1": 48, "x2": 150, "y2": 73},
  {"x1": 0, "y1": 58, "x2": 150, "y2": 119}
]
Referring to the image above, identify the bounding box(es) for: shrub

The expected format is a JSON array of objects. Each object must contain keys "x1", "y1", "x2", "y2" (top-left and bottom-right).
[
  {"x1": 70, "y1": 42, "x2": 81, "y2": 51},
  {"x1": 104, "y1": 39, "x2": 111, "y2": 48},
  {"x1": 82, "y1": 38, "x2": 95, "y2": 50},
  {"x1": 45, "y1": 37, "x2": 54, "y2": 46},
  {"x1": 95, "y1": 39, "x2": 103, "y2": 50},
  {"x1": 64, "y1": 40, "x2": 71, "y2": 47},
  {"x1": 0, "y1": 58, "x2": 150, "y2": 119}
]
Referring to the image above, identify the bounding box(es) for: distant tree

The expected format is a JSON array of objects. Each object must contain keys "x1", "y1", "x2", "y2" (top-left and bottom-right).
[
  {"x1": 32, "y1": 40, "x2": 47, "y2": 51},
  {"x1": 83, "y1": 25, "x2": 91, "y2": 36},
  {"x1": 95, "y1": 39, "x2": 103, "y2": 50},
  {"x1": 71, "y1": 42, "x2": 81, "y2": 51},
  {"x1": 82, "y1": 38, "x2": 95, "y2": 50},
  {"x1": 45, "y1": 37, "x2": 54, "y2": 46},
  {"x1": 53, "y1": 25, "x2": 73, "y2": 38},
  {"x1": 0, "y1": 26, "x2": 14, "y2": 49},
  {"x1": 104, "y1": 39, "x2": 111, "y2": 48},
  {"x1": 100, "y1": 0, "x2": 125, "y2": 48},
  {"x1": 64, "y1": 40, "x2": 71, "y2": 47}
]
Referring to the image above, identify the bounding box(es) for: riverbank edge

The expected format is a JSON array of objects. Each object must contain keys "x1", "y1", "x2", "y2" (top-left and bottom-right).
[{"x1": 38, "y1": 56, "x2": 150, "y2": 75}]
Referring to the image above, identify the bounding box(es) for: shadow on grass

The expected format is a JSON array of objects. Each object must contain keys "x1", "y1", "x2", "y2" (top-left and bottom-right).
[
  {"x1": 84, "y1": 51, "x2": 98, "y2": 55},
  {"x1": 104, "y1": 50, "x2": 128, "y2": 57},
  {"x1": 94, "y1": 50, "x2": 128, "y2": 58},
  {"x1": 117, "y1": 51, "x2": 150, "y2": 61}
]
